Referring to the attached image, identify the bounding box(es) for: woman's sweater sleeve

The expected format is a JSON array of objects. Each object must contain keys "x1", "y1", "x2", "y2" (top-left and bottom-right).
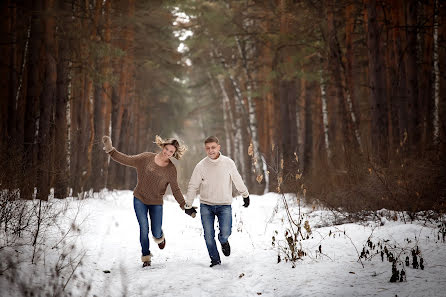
[
  {"x1": 169, "y1": 167, "x2": 186, "y2": 209},
  {"x1": 109, "y1": 149, "x2": 146, "y2": 168}
]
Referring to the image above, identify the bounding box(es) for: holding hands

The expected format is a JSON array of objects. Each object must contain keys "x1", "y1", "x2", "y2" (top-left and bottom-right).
[
  {"x1": 184, "y1": 205, "x2": 197, "y2": 218},
  {"x1": 102, "y1": 136, "x2": 114, "y2": 153}
]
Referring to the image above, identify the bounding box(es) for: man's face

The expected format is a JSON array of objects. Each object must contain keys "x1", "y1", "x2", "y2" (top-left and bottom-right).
[{"x1": 205, "y1": 142, "x2": 221, "y2": 160}]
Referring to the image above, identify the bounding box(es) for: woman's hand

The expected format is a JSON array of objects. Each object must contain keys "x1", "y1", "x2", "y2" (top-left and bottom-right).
[{"x1": 102, "y1": 136, "x2": 114, "y2": 153}]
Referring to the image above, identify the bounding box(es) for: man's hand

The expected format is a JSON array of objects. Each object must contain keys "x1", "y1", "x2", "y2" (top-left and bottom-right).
[
  {"x1": 102, "y1": 136, "x2": 114, "y2": 153},
  {"x1": 185, "y1": 206, "x2": 197, "y2": 218},
  {"x1": 243, "y1": 196, "x2": 250, "y2": 208}
]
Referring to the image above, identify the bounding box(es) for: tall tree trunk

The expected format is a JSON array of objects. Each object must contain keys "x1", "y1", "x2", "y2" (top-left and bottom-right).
[
  {"x1": 433, "y1": 0, "x2": 440, "y2": 146},
  {"x1": 438, "y1": 0, "x2": 446, "y2": 153},
  {"x1": 303, "y1": 79, "x2": 313, "y2": 176},
  {"x1": 277, "y1": 0, "x2": 298, "y2": 186},
  {"x1": 393, "y1": 0, "x2": 409, "y2": 151},
  {"x1": 405, "y1": 0, "x2": 421, "y2": 154},
  {"x1": 235, "y1": 36, "x2": 265, "y2": 190},
  {"x1": 110, "y1": 0, "x2": 135, "y2": 189},
  {"x1": 92, "y1": 0, "x2": 112, "y2": 192},
  {"x1": 319, "y1": 68, "x2": 331, "y2": 161},
  {"x1": 36, "y1": 0, "x2": 57, "y2": 201},
  {"x1": 325, "y1": 0, "x2": 361, "y2": 172},
  {"x1": 366, "y1": 0, "x2": 389, "y2": 165},
  {"x1": 15, "y1": 13, "x2": 31, "y2": 181},
  {"x1": 419, "y1": 1, "x2": 434, "y2": 150},
  {"x1": 386, "y1": 2, "x2": 400, "y2": 153},
  {"x1": 0, "y1": 0, "x2": 12, "y2": 149},
  {"x1": 217, "y1": 75, "x2": 235, "y2": 159},
  {"x1": 345, "y1": 2, "x2": 362, "y2": 153},
  {"x1": 53, "y1": 0, "x2": 71, "y2": 199},
  {"x1": 23, "y1": 0, "x2": 45, "y2": 199},
  {"x1": 103, "y1": 0, "x2": 113, "y2": 188}
]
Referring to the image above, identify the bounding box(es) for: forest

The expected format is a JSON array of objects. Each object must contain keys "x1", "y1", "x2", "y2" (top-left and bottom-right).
[{"x1": 0, "y1": 0, "x2": 445, "y2": 213}]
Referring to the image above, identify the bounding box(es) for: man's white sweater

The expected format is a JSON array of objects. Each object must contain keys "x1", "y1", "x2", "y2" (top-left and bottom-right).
[{"x1": 186, "y1": 153, "x2": 249, "y2": 206}]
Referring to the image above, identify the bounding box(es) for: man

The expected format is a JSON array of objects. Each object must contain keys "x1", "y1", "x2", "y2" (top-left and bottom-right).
[{"x1": 184, "y1": 136, "x2": 250, "y2": 267}]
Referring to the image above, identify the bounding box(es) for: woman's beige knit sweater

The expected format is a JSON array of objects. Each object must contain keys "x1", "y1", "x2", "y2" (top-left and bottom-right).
[{"x1": 108, "y1": 149, "x2": 186, "y2": 208}]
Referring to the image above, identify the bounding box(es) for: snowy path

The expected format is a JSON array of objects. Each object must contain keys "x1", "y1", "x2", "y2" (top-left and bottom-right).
[
  {"x1": 3, "y1": 191, "x2": 445, "y2": 296},
  {"x1": 69, "y1": 191, "x2": 446, "y2": 297}
]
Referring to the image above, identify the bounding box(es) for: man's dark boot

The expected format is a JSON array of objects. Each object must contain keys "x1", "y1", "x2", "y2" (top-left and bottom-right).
[
  {"x1": 210, "y1": 260, "x2": 221, "y2": 267},
  {"x1": 221, "y1": 241, "x2": 231, "y2": 256}
]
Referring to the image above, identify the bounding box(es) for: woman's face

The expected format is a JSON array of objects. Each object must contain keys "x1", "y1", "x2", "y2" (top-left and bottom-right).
[{"x1": 162, "y1": 144, "x2": 176, "y2": 158}]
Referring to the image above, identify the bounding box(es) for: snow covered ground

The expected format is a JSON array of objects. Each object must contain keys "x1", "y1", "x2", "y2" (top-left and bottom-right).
[{"x1": 1, "y1": 191, "x2": 446, "y2": 297}]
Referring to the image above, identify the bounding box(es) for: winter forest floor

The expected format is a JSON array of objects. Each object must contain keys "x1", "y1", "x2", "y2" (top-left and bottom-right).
[{"x1": 1, "y1": 191, "x2": 446, "y2": 297}]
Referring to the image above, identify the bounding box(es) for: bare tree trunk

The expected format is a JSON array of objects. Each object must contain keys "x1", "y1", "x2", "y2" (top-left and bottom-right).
[
  {"x1": 217, "y1": 75, "x2": 235, "y2": 159},
  {"x1": 405, "y1": 0, "x2": 421, "y2": 154},
  {"x1": 366, "y1": 0, "x2": 389, "y2": 165},
  {"x1": 92, "y1": 0, "x2": 113, "y2": 192},
  {"x1": 303, "y1": 79, "x2": 313, "y2": 176},
  {"x1": 36, "y1": 0, "x2": 57, "y2": 201},
  {"x1": 53, "y1": 0, "x2": 71, "y2": 199},
  {"x1": 325, "y1": 0, "x2": 360, "y2": 171},
  {"x1": 0, "y1": 0, "x2": 12, "y2": 147},
  {"x1": 345, "y1": 1, "x2": 362, "y2": 153},
  {"x1": 23, "y1": 0, "x2": 45, "y2": 199},
  {"x1": 418, "y1": 1, "x2": 434, "y2": 150},
  {"x1": 393, "y1": 0, "x2": 409, "y2": 151},
  {"x1": 438, "y1": 0, "x2": 446, "y2": 153},
  {"x1": 235, "y1": 36, "x2": 265, "y2": 188},
  {"x1": 433, "y1": 0, "x2": 440, "y2": 144},
  {"x1": 109, "y1": 0, "x2": 135, "y2": 189},
  {"x1": 316, "y1": 69, "x2": 330, "y2": 165},
  {"x1": 15, "y1": 15, "x2": 31, "y2": 179}
]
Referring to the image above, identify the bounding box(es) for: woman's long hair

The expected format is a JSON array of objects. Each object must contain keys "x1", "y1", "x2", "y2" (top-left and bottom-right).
[{"x1": 154, "y1": 135, "x2": 187, "y2": 160}]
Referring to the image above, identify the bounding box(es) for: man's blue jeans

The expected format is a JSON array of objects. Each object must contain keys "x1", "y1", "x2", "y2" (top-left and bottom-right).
[
  {"x1": 133, "y1": 197, "x2": 163, "y2": 256},
  {"x1": 200, "y1": 203, "x2": 232, "y2": 263}
]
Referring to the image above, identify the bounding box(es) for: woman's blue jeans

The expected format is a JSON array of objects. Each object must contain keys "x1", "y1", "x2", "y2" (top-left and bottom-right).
[
  {"x1": 200, "y1": 203, "x2": 232, "y2": 263},
  {"x1": 133, "y1": 197, "x2": 163, "y2": 256}
]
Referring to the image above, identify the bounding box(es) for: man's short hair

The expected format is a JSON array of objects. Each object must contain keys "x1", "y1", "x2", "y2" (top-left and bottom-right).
[{"x1": 204, "y1": 136, "x2": 219, "y2": 144}]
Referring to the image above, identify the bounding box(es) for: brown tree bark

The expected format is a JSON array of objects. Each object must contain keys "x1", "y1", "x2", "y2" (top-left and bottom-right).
[
  {"x1": 109, "y1": 0, "x2": 135, "y2": 189},
  {"x1": 277, "y1": 0, "x2": 298, "y2": 185},
  {"x1": 36, "y1": 0, "x2": 57, "y2": 201},
  {"x1": 23, "y1": 0, "x2": 45, "y2": 199},
  {"x1": 366, "y1": 0, "x2": 389, "y2": 165},
  {"x1": 303, "y1": 78, "x2": 313, "y2": 176},
  {"x1": 92, "y1": 0, "x2": 112, "y2": 192},
  {"x1": 0, "y1": 0, "x2": 12, "y2": 148},
  {"x1": 405, "y1": 0, "x2": 421, "y2": 155},
  {"x1": 418, "y1": 1, "x2": 434, "y2": 150},
  {"x1": 53, "y1": 0, "x2": 71, "y2": 199},
  {"x1": 439, "y1": 0, "x2": 446, "y2": 154},
  {"x1": 392, "y1": 0, "x2": 409, "y2": 151}
]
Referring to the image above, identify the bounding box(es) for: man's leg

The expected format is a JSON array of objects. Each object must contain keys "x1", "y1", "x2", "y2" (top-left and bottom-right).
[
  {"x1": 148, "y1": 205, "x2": 165, "y2": 248},
  {"x1": 200, "y1": 203, "x2": 220, "y2": 265},
  {"x1": 133, "y1": 197, "x2": 151, "y2": 258},
  {"x1": 216, "y1": 205, "x2": 232, "y2": 256}
]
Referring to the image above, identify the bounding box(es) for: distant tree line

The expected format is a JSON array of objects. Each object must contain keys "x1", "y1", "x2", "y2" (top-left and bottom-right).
[
  {"x1": 1, "y1": 0, "x2": 445, "y2": 211},
  {"x1": 180, "y1": 0, "x2": 446, "y2": 211}
]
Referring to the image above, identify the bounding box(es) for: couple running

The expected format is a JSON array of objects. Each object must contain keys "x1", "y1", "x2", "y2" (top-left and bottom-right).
[{"x1": 102, "y1": 135, "x2": 250, "y2": 268}]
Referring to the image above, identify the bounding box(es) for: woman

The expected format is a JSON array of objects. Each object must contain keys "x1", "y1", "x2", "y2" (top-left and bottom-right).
[{"x1": 102, "y1": 135, "x2": 196, "y2": 267}]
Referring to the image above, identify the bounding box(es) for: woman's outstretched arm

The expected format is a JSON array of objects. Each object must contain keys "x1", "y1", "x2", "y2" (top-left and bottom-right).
[{"x1": 102, "y1": 136, "x2": 145, "y2": 168}]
